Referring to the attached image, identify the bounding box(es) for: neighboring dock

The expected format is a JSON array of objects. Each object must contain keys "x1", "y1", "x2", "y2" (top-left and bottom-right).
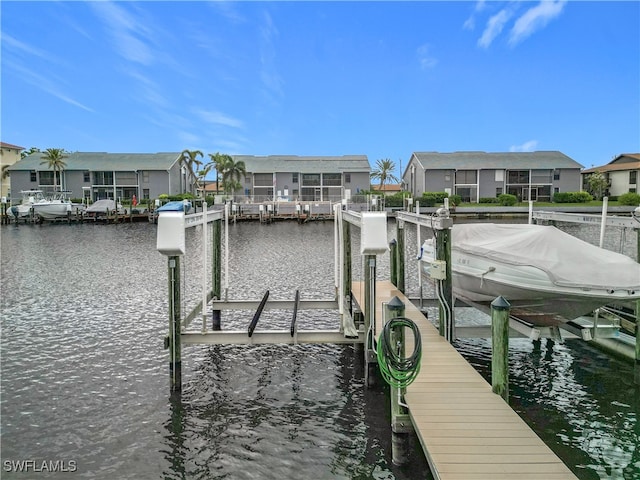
[{"x1": 352, "y1": 280, "x2": 578, "y2": 480}]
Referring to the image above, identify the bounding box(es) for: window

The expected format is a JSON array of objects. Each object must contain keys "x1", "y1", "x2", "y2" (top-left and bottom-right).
[
  {"x1": 507, "y1": 170, "x2": 529, "y2": 184},
  {"x1": 292, "y1": 173, "x2": 298, "y2": 183},
  {"x1": 531, "y1": 169, "x2": 552, "y2": 183},
  {"x1": 142, "y1": 172, "x2": 149, "y2": 183},
  {"x1": 30, "y1": 170, "x2": 37, "y2": 182},
  {"x1": 455, "y1": 170, "x2": 477, "y2": 184},
  {"x1": 143, "y1": 188, "x2": 150, "y2": 199},
  {"x1": 344, "y1": 173, "x2": 351, "y2": 183},
  {"x1": 83, "y1": 171, "x2": 90, "y2": 182},
  {"x1": 116, "y1": 172, "x2": 136, "y2": 184},
  {"x1": 496, "y1": 187, "x2": 503, "y2": 196},
  {"x1": 323, "y1": 173, "x2": 341, "y2": 186},
  {"x1": 253, "y1": 173, "x2": 272, "y2": 186},
  {"x1": 39, "y1": 171, "x2": 55, "y2": 185},
  {"x1": 553, "y1": 169, "x2": 560, "y2": 181},
  {"x1": 93, "y1": 171, "x2": 114, "y2": 185},
  {"x1": 302, "y1": 174, "x2": 320, "y2": 186},
  {"x1": 495, "y1": 170, "x2": 504, "y2": 182},
  {"x1": 630, "y1": 171, "x2": 638, "y2": 184}
]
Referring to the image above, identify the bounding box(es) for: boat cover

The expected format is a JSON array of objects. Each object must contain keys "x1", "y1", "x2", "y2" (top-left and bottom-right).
[{"x1": 453, "y1": 223, "x2": 640, "y2": 290}]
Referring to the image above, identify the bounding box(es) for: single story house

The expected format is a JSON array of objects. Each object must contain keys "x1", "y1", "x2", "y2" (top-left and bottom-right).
[
  {"x1": 1, "y1": 142, "x2": 25, "y2": 202},
  {"x1": 229, "y1": 155, "x2": 371, "y2": 202},
  {"x1": 7, "y1": 151, "x2": 195, "y2": 203},
  {"x1": 372, "y1": 183, "x2": 402, "y2": 196},
  {"x1": 581, "y1": 153, "x2": 639, "y2": 197},
  {"x1": 402, "y1": 151, "x2": 583, "y2": 202}
]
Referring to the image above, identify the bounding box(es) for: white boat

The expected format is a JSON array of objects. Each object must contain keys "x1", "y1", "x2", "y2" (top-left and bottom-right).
[
  {"x1": 9, "y1": 190, "x2": 46, "y2": 218},
  {"x1": 31, "y1": 191, "x2": 85, "y2": 220},
  {"x1": 420, "y1": 223, "x2": 640, "y2": 323},
  {"x1": 84, "y1": 199, "x2": 124, "y2": 218}
]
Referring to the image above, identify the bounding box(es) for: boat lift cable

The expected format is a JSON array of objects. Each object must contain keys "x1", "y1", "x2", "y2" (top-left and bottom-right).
[{"x1": 377, "y1": 317, "x2": 422, "y2": 389}]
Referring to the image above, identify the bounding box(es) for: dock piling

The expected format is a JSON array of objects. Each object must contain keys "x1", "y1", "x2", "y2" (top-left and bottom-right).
[
  {"x1": 491, "y1": 296, "x2": 511, "y2": 401},
  {"x1": 168, "y1": 256, "x2": 182, "y2": 392},
  {"x1": 384, "y1": 297, "x2": 412, "y2": 465},
  {"x1": 396, "y1": 221, "x2": 405, "y2": 294},
  {"x1": 212, "y1": 217, "x2": 222, "y2": 330},
  {"x1": 364, "y1": 254, "x2": 377, "y2": 387}
]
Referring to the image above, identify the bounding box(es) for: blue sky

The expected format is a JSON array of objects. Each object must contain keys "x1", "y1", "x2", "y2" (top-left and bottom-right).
[{"x1": 2, "y1": 1, "x2": 638, "y2": 179}]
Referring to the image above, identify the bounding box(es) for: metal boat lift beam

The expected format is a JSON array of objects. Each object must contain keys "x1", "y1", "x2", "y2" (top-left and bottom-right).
[{"x1": 181, "y1": 330, "x2": 365, "y2": 345}]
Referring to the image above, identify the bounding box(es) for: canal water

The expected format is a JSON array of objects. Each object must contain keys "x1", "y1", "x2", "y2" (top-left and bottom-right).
[{"x1": 1, "y1": 218, "x2": 638, "y2": 479}]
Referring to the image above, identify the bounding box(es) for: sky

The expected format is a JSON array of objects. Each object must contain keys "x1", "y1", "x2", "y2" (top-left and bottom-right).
[{"x1": 2, "y1": 1, "x2": 639, "y2": 180}]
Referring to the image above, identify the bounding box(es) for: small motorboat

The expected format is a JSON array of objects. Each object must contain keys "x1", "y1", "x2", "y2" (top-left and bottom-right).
[
  {"x1": 32, "y1": 191, "x2": 84, "y2": 220},
  {"x1": 420, "y1": 223, "x2": 640, "y2": 322},
  {"x1": 9, "y1": 190, "x2": 46, "y2": 218}
]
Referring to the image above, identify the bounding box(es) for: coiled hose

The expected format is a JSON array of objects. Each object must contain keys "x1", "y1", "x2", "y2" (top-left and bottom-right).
[{"x1": 376, "y1": 317, "x2": 422, "y2": 389}]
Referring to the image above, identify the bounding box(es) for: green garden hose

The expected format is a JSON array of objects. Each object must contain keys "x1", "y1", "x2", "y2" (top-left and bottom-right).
[{"x1": 376, "y1": 317, "x2": 422, "y2": 389}]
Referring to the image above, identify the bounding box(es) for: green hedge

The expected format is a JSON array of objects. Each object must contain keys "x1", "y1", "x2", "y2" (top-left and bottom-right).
[
  {"x1": 479, "y1": 197, "x2": 500, "y2": 204},
  {"x1": 498, "y1": 194, "x2": 518, "y2": 206},
  {"x1": 553, "y1": 191, "x2": 593, "y2": 203},
  {"x1": 421, "y1": 191, "x2": 449, "y2": 207},
  {"x1": 385, "y1": 191, "x2": 411, "y2": 207},
  {"x1": 618, "y1": 192, "x2": 640, "y2": 206}
]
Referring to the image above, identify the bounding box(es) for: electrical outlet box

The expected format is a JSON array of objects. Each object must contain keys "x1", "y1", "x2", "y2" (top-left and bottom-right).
[
  {"x1": 360, "y1": 212, "x2": 388, "y2": 254},
  {"x1": 156, "y1": 211, "x2": 185, "y2": 256},
  {"x1": 429, "y1": 260, "x2": 447, "y2": 280}
]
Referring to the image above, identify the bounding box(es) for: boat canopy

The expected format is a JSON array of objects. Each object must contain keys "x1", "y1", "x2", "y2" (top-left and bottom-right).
[{"x1": 453, "y1": 223, "x2": 640, "y2": 290}]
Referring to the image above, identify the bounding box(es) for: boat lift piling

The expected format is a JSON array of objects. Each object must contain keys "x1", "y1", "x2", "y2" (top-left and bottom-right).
[{"x1": 491, "y1": 296, "x2": 511, "y2": 402}]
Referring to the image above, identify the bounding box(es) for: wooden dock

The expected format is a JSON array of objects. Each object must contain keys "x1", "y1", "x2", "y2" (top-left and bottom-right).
[{"x1": 352, "y1": 280, "x2": 577, "y2": 480}]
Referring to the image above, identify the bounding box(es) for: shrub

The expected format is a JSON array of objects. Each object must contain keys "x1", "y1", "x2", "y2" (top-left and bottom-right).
[
  {"x1": 618, "y1": 192, "x2": 640, "y2": 206},
  {"x1": 448, "y1": 194, "x2": 462, "y2": 206},
  {"x1": 385, "y1": 191, "x2": 411, "y2": 207},
  {"x1": 421, "y1": 191, "x2": 449, "y2": 207},
  {"x1": 497, "y1": 194, "x2": 517, "y2": 206},
  {"x1": 553, "y1": 191, "x2": 592, "y2": 203},
  {"x1": 479, "y1": 197, "x2": 500, "y2": 204}
]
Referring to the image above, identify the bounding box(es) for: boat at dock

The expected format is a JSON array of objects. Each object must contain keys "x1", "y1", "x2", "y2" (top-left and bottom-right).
[
  {"x1": 84, "y1": 199, "x2": 125, "y2": 219},
  {"x1": 8, "y1": 190, "x2": 46, "y2": 218},
  {"x1": 31, "y1": 191, "x2": 84, "y2": 220},
  {"x1": 420, "y1": 223, "x2": 640, "y2": 323}
]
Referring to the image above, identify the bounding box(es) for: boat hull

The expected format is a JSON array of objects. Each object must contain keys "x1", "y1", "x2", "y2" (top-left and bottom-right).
[{"x1": 420, "y1": 223, "x2": 640, "y2": 323}]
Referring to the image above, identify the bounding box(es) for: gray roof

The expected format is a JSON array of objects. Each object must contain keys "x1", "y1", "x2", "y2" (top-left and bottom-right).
[
  {"x1": 233, "y1": 155, "x2": 370, "y2": 173},
  {"x1": 8, "y1": 152, "x2": 181, "y2": 171},
  {"x1": 410, "y1": 151, "x2": 583, "y2": 172}
]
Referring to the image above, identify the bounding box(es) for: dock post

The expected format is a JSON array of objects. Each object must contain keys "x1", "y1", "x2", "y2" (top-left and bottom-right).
[
  {"x1": 491, "y1": 296, "x2": 510, "y2": 402},
  {"x1": 635, "y1": 299, "x2": 640, "y2": 385},
  {"x1": 212, "y1": 217, "x2": 222, "y2": 330},
  {"x1": 396, "y1": 220, "x2": 405, "y2": 294},
  {"x1": 385, "y1": 297, "x2": 412, "y2": 465},
  {"x1": 389, "y1": 239, "x2": 397, "y2": 287},
  {"x1": 435, "y1": 218, "x2": 454, "y2": 340},
  {"x1": 364, "y1": 254, "x2": 377, "y2": 387},
  {"x1": 168, "y1": 255, "x2": 182, "y2": 392},
  {"x1": 342, "y1": 218, "x2": 352, "y2": 316}
]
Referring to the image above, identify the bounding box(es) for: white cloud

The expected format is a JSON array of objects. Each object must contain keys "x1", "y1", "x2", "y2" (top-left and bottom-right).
[
  {"x1": 478, "y1": 8, "x2": 513, "y2": 48},
  {"x1": 91, "y1": 1, "x2": 154, "y2": 65},
  {"x1": 6, "y1": 60, "x2": 93, "y2": 112},
  {"x1": 193, "y1": 109, "x2": 244, "y2": 129},
  {"x1": 509, "y1": 0, "x2": 567, "y2": 46},
  {"x1": 510, "y1": 140, "x2": 538, "y2": 152},
  {"x1": 259, "y1": 10, "x2": 284, "y2": 102},
  {"x1": 417, "y1": 44, "x2": 438, "y2": 69},
  {"x1": 463, "y1": 0, "x2": 487, "y2": 31}
]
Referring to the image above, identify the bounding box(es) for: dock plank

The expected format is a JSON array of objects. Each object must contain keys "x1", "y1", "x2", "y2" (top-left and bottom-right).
[{"x1": 352, "y1": 280, "x2": 577, "y2": 480}]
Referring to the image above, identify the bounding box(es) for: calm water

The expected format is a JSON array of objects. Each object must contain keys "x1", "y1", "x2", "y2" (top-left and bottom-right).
[{"x1": 1, "y1": 218, "x2": 638, "y2": 479}]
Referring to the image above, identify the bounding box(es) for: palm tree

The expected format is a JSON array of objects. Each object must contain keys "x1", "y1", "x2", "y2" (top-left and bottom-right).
[
  {"x1": 21, "y1": 147, "x2": 41, "y2": 159},
  {"x1": 40, "y1": 148, "x2": 68, "y2": 191},
  {"x1": 207, "y1": 152, "x2": 233, "y2": 194},
  {"x1": 370, "y1": 158, "x2": 399, "y2": 191},
  {"x1": 179, "y1": 149, "x2": 203, "y2": 194},
  {"x1": 221, "y1": 157, "x2": 246, "y2": 195}
]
